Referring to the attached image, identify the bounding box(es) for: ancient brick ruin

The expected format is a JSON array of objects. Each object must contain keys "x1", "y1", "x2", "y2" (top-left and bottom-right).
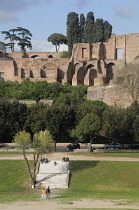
[{"x1": 1, "y1": 33, "x2": 139, "y2": 107}]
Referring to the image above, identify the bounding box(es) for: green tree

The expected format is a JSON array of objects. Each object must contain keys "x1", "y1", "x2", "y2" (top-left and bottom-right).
[
  {"x1": 80, "y1": 13, "x2": 85, "y2": 43},
  {"x1": 1, "y1": 27, "x2": 32, "y2": 52},
  {"x1": 93, "y1": 18, "x2": 104, "y2": 43},
  {"x1": 47, "y1": 33, "x2": 67, "y2": 52},
  {"x1": 84, "y1": 12, "x2": 95, "y2": 43},
  {"x1": 1, "y1": 30, "x2": 17, "y2": 52},
  {"x1": 0, "y1": 100, "x2": 27, "y2": 143},
  {"x1": 133, "y1": 115, "x2": 139, "y2": 142},
  {"x1": 126, "y1": 101, "x2": 139, "y2": 143},
  {"x1": 14, "y1": 130, "x2": 55, "y2": 188},
  {"x1": 60, "y1": 51, "x2": 69, "y2": 58},
  {"x1": 24, "y1": 103, "x2": 48, "y2": 136},
  {"x1": 76, "y1": 100, "x2": 108, "y2": 124},
  {"x1": 67, "y1": 12, "x2": 81, "y2": 56},
  {"x1": 15, "y1": 27, "x2": 32, "y2": 51},
  {"x1": 45, "y1": 105, "x2": 76, "y2": 141},
  {"x1": 103, "y1": 21, "x2": 112, "y2": 42},
  {"x1": 103, "y1": 105, "x2": 130, "y2": 145},
  {"x1": 75, "y1": 113, "x2": 101, "y2": 151}
]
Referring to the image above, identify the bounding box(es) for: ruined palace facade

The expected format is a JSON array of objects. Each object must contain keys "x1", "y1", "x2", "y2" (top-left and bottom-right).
[{"x1": 0, "y1": 33, "x2": 139, "y2": 92}]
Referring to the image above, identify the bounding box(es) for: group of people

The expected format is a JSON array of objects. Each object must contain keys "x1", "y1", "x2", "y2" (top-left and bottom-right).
[
  {"x1": 41, "y1": 186, "x2": 51, "y2": 200},
  {"x1": 62, "y1": 157, "x2": 69, "y2": 162},
  {"x1": 40, "y1": 158, "x2": 49, "y2": 164}
]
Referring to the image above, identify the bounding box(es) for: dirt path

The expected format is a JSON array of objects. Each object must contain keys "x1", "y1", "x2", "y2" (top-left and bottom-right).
[
  {"x1": 0, "y1": 152, "x2": 139, "y2": 162},
  {"x1": 1, "y1": 152, "x2": 139, "y2": 209},
  {"x1": 0, "y1": 198, "x2": 139, "y2": 210}
]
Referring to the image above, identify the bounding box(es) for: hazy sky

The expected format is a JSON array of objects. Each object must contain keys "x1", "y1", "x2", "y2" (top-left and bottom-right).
[{"x1": 0, "y1": 0, "x2": 138, "y2": 52}]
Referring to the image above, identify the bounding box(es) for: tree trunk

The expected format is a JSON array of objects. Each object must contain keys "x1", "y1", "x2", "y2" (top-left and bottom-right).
[
  {"x1": 88, "y1": 136, "x2": 92, "y2": 153},
  {"x1": 22, "y1": 149, "x2": 35, "y2": 188},
  {"x1": 56, "y1": 44, "x2": 58, "y2": 52},
  {"x1": 33, "y1": 153, "x2": 40, "y2": 186}
]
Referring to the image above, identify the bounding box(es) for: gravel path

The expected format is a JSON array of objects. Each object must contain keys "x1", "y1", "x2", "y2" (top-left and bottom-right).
[{"x1": 0, "y1": 152, "x2": 139, "y2": 162}]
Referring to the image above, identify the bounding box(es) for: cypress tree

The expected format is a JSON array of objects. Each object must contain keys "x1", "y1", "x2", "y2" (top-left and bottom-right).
[
  {"x1": 103, "y1": 21, "x2": 112, "y2": 42},
  {"x1": 67, "y1": 12, "x2": 81, "y2": 56},
  {"x1": 93, "y1": 18, "x2": 104, "y2": 43},
  {"x1": 80, "y1": 14, "x2": 85, "y2": 43},
  {"x1": 84, "y1": 12, "x2": 95, "y2": 43}
]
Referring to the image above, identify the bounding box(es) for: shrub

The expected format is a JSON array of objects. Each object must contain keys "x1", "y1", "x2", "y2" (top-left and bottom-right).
[{"x1": 60, "y1": 51, "x2": 70, "y2": 58}]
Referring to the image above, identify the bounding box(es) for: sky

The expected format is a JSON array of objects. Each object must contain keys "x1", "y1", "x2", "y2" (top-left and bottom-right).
[{"x1": 0, "y1": 0, "x2": 139, "y2": 52}]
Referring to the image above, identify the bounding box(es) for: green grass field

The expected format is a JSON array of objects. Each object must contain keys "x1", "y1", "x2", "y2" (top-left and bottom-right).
[
  {"x1": 0, "y1": 159, "x2": 139, "y2": 206},
  {"x1": 59, "y1": 160, "x2": 139, "y2": 205},
  {"x1": 74, "y1": 151, "x2": 139, "y2": 157},
  {"x1": 0, "y1": 160, "x2": 39, "y2": 203}
]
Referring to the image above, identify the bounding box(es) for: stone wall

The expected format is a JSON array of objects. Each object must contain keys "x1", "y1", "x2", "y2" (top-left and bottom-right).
[
  {"x1": 0, "y1": 60, "x2": 15, "y2": 81},
  {"x1": 87, "y1": 85, "x2": 134, "y2": 108}
]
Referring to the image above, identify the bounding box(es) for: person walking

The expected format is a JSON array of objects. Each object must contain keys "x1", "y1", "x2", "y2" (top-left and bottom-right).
[
  {"x1": 46, "y1": 186, "x2": 51, "y2": 200},
  {"x1": 41, "y1": 188, "x2": 46, "y2": 199}
]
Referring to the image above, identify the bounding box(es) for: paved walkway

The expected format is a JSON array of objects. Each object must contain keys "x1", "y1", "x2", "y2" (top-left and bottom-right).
[{"x1": 36, "y1": 160, "x2": 69, "y2": 189}]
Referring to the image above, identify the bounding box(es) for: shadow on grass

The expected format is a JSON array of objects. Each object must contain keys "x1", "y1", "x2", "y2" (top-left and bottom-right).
[
  {"x1": 69, "y1": 160, "x2": 99, "y2": 172},
  {"x1": 68, "y1": 160, "x2": 99, "y2": 187}
]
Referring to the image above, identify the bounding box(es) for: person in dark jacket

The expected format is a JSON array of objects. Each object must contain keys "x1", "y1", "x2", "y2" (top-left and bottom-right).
[{"x1": 46, "y1": 186, "x2": 51, "y2": 200}]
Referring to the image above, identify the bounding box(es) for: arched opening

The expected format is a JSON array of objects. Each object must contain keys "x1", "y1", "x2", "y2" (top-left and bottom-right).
[
  {"x1": 31, "y1": 55, "x2": 41, "y2": 60},
  {"x1": 0, "y1": 72, "x2": 4, "y2": 81},
  {"x1": 106, "y1": 63, "x2": 115, "y2": 84},
  {"x1": 85, "y1": 64, "x2": 97, "y2": 86},
  {"x1": 89, "y1": 69, "x2": 97, "y2": 86},
  {"x1": 67, "y1": 62, "x2": 74, "y2": 84},
  {"x1": 86, "y1": 64, "x2": 94, "y2": 75},
  {"x1": 48, "y1": 55, "x2": 53, "y2": 58},
  {"x1": 74, "y1": 63, "x2": 80, "y2": 74},
  {"x1": 40, "y1": 69, "x2": 46, "y2": 78},
  {"x1": 13, "y1": 61, "x2": 18, "y2": 76},
  {"x1": 77, "y1": 67, "x2": 84, "y2": 85},
  {"x1": 21, "y1": 68, "x2": 25, "y2": 78},
  {"x1": 30, "y1": 70, "x2": 34, "y2": 78}
]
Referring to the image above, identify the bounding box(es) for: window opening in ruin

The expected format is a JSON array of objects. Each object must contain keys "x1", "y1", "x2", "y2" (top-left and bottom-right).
[
  {"x1": 48, "y1": 55, "x2": 53, "y2": 58},
  {"x1": 0, "y1": 72, "x2": 4, "y2": 77},
  {"x1": 31, "y1": 55, "x2": 41, "y2": 60},
  {"x1": 106, "y1": 63, "x2": 115, "y2": 84},
  {"x1": 116, "y1": 48, "x2": 123, "y2": 60},
  {"x1": 21, "y1": 69, "x2": 25, "y2": 78},
  {"x1": 82, "y1": 48, "x2": 86, "y2": 58},
  {"x1": 30, "y1": 70, "x2": 34, "y2": 78},
  {"x1": 40, "y1": 69, "x2": 46, "y2": 78},
  {"x1": 88, "y1": 69, "x2": 97, "y2": 86}
]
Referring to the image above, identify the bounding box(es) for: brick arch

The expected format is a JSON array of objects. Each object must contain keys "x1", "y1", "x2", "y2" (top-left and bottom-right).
[
  {"x1": 31, "y1": 55, "x2": 41, "y2": 60},
  {"x1": 77, "y1": 67, "x2": 84, "y2": 84},
  {"x1": 48, "y1": 55, "x2": 53, "y2": 58},
  {"x1": 86, "y1": 64, "x2": 97, "y2": 86},
  {"x1": 106, "y1": 62, "x2": 115, "y2": 84},
  {"x1": 86, "y1": 64, "x2": 94, "y2": 73},
  {"x1": 74, "y1": 63, "x2": 80, "y2": 74}
]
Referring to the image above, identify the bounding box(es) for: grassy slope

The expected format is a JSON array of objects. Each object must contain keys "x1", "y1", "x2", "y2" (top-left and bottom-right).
[
  {"x1": 0, "y1": 159, "x2": 139, "y2": 205},
  {"x1": 0, "y1": 160, "x2": 39, "y2": 203},
  {"x1": 60, "y1": 160, "x2": 139, "y2": 204}
]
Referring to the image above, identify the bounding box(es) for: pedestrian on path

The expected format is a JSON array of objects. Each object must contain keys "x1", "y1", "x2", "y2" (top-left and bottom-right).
[
  {"x1": 41, "y1": 188, "x2": 46, "y2": 199},
  {"x1": 46, "y1": 186, "x2": 51, "y2": 200}
]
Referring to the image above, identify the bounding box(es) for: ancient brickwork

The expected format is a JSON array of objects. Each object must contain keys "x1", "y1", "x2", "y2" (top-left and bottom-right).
[
  {"x1": 1, "y1": 33, "x2": 139, "y2": 107},
  {"x1": 87, "y1": 85, "x2": 134, "y2": 108}
]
